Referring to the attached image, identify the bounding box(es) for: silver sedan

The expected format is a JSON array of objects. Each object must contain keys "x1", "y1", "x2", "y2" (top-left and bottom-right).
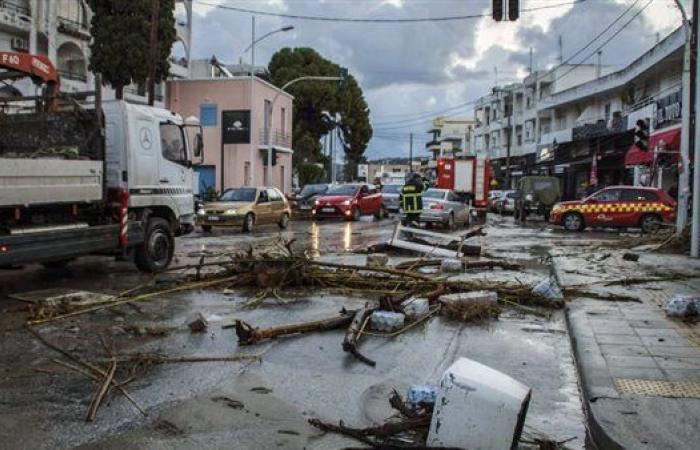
[
  {"x1": 380, "y1": 184, "x2": 402, "y2": 212},
  {"x1": 401, "y1": 188, "x2": 470, "y2": 229}
]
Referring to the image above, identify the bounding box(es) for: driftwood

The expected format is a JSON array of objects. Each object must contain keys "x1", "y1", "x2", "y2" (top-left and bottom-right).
[
  {"x1": 342, "y1": 306, "x2": 377, "y2": 367},
  {"x1": 86, "y1": 358, "x2": 117, "y2": 422},
  {"x1": 92, "y1": 353, "x2": 261, "y2": 364},
  {"x1": 395, "y1": 259, "x2": 522, "y2": 271},
  {"x1": 309, "y1": 416, "x2": 431, "y2": 443},
  {"x1": 234, "y1": 310, "x2": 356, "y2": 345}
]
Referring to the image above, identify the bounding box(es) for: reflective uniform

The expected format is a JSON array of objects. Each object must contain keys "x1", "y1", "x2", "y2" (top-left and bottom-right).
[{"x1": 401, "y1": 182, "x2": 423, "y2": 220}]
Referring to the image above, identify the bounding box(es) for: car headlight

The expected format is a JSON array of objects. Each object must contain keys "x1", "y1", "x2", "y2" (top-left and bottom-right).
[
  {"x1": 196, "y1": 209, "x2": 206, "y2": 216},
  {"x1": 342, "y1": 200, "x2": 352, "y2": 206},
  {"x1": 225, "y1": 209, "x2": 237, "y2": 215},
  {"x1": 525, "y1": 194, "x2": 533, "y2": 202},
  {"x1": 314, "y1": 200, "x2": 320, "y2": 206},
  {"x1": 552, "y1": 203, "x2": 561, "y2": 211}
]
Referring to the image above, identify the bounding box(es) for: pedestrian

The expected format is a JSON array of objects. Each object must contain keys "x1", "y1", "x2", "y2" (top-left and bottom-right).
[{"x1": 401, "y1": 172, "x2": 424, "y2": 227}]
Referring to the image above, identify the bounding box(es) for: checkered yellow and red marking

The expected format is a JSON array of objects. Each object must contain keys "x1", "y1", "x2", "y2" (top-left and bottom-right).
[{"x1": 552, "y1": 202, "x2": 673, "y2": 214}]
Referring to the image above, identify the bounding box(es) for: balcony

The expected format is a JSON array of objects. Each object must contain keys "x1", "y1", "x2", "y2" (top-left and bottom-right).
[
  {"x1": 58, "y1": 69, "x2": 87, "y2": 82},
  {"x1": 259, "y1": 128, "x2": 292, "y2": 149},
  {"x1": 0, "y1": 1, "x2": 31, "y2": 32},
  {"x1": 571, "y1": 116, "x2": 628, "y2": 141},
  {"x1": 57, "y1": 17, "x2": 90, "y2": 41}
]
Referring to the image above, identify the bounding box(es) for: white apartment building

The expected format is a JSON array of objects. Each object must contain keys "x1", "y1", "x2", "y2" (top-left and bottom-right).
[
  {"x1": 426, "y1": 116, "x2": 476, "y2": 159},
  {"x1": 0, "y1": 0, "x2": 192, "y2": 103}
]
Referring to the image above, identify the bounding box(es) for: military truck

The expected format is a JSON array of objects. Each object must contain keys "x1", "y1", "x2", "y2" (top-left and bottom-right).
[{"x1": 513, "y1": 176, "x2": 561, "y2": 222}]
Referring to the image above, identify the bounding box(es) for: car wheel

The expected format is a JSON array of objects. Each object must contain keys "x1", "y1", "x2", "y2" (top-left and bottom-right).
[
  {"x1": 640, "y1": 214, "x2": 661, "y2": 234},
  {"x1": 135, "y1": 217, "x2": 174, "y2": 272},
  {"x1": 278, "y1": 213, "x2": 290, "y2": 229},
  {"x1": 201, "y1": 225, "x2": 212, "y2": 232},
  {"x1": 41, "y1": 259, "x2": 73, "y2": 269},
  {"x1": 563, "y1": 212, "x2": 584, "y2": 232},
  {"x1": 447, "y1": 213, "x2": 455, "y2": 230},
  {"x1": 352, "y1": 208, "x2": 361, "y2": 221},
  {"x1": 375, "y1": 206, "x2": 386, "y2": 220},
  {"x1": 242, "y1": 213, "x2": 255, "y2": 233}
]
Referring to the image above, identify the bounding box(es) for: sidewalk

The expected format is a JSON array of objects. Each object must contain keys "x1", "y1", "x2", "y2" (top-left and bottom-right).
[{"x1": 551, "y1": 249, "x2": 700, "y2": 449}]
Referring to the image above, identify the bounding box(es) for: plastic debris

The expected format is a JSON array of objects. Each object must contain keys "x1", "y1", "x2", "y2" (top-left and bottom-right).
[
  {"x1": 427, "y1": 357, "x2": 531, "y2": 449},
  {"x1": 665, "y1": 294, "x2": 700, "y2": 317},
  {"x1": 440, "y1": 258, "x2": 463, "y2": 273},
  {"x1": 403, "y1": 298, "x2": 430, "y2": 320},
  {"x1": 439, "y1": 291, "x2": 498, "y2": 306},
  {"x1": 366, "y1": 253, "x2": 389, "y2": 268},
  {"x1": 407, "y1": 384, "x2": 439, "y2": 405},
  {"x1": 532, "y1": 278, "x2": 563, "y2": 299},
  {"x1": 370, "y1": 311, "x2": 405, "y2": 332},
  {"x1": 187, "y1": 312, "x2": 208, "y2": 333}
]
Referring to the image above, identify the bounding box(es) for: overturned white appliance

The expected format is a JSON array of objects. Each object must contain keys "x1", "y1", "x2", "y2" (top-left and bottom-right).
[{"x1": 427, "y1": 357, "x2": 531, "y2": 450}]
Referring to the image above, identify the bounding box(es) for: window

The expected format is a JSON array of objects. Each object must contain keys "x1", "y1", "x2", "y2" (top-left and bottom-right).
[
  {"x1": 281, "y1": 107, "x2": 286, "y2": 133},
  {"x1": 200, "y1": 104, "x2": 217, "y2": 127},
  {"x1": 621, "y1": 189, "x2": 659, "y2": 202},
  {"x1": 604, "y1": 103, "x2": 611, "y2": 122},
  {"x1": 517, "y1": 134, "x2": 522, "y2": 146},
  {"x1": 220, "y1": 188, "x2": 256, "y2": 202},
  {"x1": 57, "y1": 0, "x2": 87, "y2": 27},
  {"x1": 160, "y1": 123, "x2": 187, "y2": 163},
  {"x1": 423, "y1": 190, "x2": 445, "y2": 200},
  {"x1": 526, "y1": 97, "x2": 531, "y2": 108},
  {"x1": 267, "y1": 188, "x2": 283, "y2": 202},
  {"x1": 359, "y1": 185, "x2": 370, "y2": 195},
  {"x1": 264, "y1": 99, "x2": 272, "y2": 134},
  {"x1": 593, "y1": 189, "x2": 621, "y2": 202},
  {"x1": 258, "y1": 190, "x2": 269, "y2": 203}
]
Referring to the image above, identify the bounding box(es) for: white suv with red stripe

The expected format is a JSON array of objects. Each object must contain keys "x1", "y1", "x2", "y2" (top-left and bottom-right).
[{"x1": 549, "y1": 186, "x2": 676, "y2": 233}]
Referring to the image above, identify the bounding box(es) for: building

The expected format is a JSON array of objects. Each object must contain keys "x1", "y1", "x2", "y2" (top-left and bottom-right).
[
  {"x1": 362, "y1": 160, "x2": 422, "y2": 183},
  {"x1": 426, "y1": 116, "x2": 475, "y2": 159},
  {"x1": 0, "y1": 0, "x2": 192, "y2": 103},
  {"x1": 167, "y1": 77, "x2": 294, "y2": 194},
  {"x1": 472, "y1": 64, "x2": 615, "y2": 190}
]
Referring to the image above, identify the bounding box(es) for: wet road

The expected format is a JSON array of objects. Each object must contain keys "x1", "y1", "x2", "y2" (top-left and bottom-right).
[{"x1": 0, "y1": 215, "x2": 620, "y2": 449}]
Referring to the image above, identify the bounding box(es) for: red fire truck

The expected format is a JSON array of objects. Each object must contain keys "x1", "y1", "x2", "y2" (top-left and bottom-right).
[{"x1": 436, "y1": 156, "x2": 491, "y2": 222}]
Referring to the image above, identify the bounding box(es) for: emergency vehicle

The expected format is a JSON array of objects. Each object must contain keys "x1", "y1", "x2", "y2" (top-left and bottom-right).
[
  {"x1": 549, "y1": 186, "x2": 676, "y2": 233},
  {"x1": 436, "y1": 156, "x2": 491, "y2": 222}
]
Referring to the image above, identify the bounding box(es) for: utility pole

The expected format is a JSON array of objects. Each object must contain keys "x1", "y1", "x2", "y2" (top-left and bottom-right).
[
  {"x1": 596, "y1": 50, "x2": 602, "y2": 78},
  {"x1": 674, "y1": 0, "x2": 692, "y2": 236},
  {"x1": 558, "y1": 35, "x2": 563, "y2": 64},
  {"x1": 505, "y1": 90, "x2": 513, "y2": 189},
  {"x1": 692, "y1": 0, "x2": 700, "y2": 256},
  {"x1": 528, "y1": 47, "x2": 533, "y2": 74},
  {"x1": 248, "y1": 16, "x2": 256, "y2": 186},
  {"x1": 147, "y1": 0, "x2": 160, "y2": 106},
  {"x1": 329, "y1": 126, "x2": 334, "y2": 183},
  {"x1": 409, "y1": 132, "x2": 413, "y2": 172}
]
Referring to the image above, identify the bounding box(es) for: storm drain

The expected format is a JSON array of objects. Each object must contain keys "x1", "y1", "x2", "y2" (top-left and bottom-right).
[{"x1": 615, "y1": 378, "x2": 700, "y2": 399}]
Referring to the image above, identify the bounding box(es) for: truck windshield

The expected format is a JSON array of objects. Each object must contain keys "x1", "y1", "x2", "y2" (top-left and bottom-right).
[{"x1": 220, "y1": 188, "x2": 257, "y2": 202}]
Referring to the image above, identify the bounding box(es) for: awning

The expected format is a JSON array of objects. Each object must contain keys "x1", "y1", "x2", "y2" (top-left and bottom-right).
[{"x1": 625, "y1": 125, "x2": 681, "y2": 167}]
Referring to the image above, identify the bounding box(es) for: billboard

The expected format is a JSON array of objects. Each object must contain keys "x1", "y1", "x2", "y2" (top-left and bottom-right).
[{"x1": 221, "y1": 110, "x2": 251, "y2": 144}]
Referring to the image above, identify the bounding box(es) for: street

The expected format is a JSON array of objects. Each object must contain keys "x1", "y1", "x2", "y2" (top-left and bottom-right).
[{"x1": 0, "y1": 215, "x2": 624, "y2": 449}]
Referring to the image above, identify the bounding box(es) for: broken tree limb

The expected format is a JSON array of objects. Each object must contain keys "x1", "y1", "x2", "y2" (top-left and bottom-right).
[
  {"x1": 26, "y1": 326, "x2": 146, "y2": 416},
  {"x1": 86, "y1": 358, "x2": 117, "y2": 422},
  {"x1": 92, "y1": 353, "x2": 261, "y2": 364},
  {"x1": 342, "y1": 306, "x2": 377, "y2": 367},
  {"x1": 309, "y1": 415, "x2": 431, "y2": 441},
  {"x1": 235, "y1": 310, "x2": 357, "y2": 345},
  {"x1": 394, "y1": 259, "x2": 522, "y2": 271}
]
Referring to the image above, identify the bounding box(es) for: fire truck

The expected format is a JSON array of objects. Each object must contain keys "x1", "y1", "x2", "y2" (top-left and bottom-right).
[{"x1": 435, "y1": 156, "x2": 491, "y2": 222}]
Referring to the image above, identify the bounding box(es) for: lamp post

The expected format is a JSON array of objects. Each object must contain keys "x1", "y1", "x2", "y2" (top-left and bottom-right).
[
  {"x1": 265, "y1": 76, "x2": 343, "y2": 186},
  {"x1": 246, "y1": 18, "x2": 294, "y2": 187}
]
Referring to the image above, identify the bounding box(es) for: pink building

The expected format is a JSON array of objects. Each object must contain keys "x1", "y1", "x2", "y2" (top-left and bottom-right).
[{"x1": 166, "y1": 77, "x2": 294, "y2": 194}]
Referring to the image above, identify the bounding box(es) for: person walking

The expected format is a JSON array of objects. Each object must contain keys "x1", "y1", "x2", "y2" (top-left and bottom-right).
[{"x1": 401, "y1": 172, "x2": 424, "y2": 226}]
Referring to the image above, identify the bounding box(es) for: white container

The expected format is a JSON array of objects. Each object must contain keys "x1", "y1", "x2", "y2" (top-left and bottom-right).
[
  {"x1": 439, "y1": 291, "x2": 498, "y2": 306},
  {"x1": 427, "y1": 357, "x2": 531, "y2": 450},
  {"x1": 370, "y1": 311, "x2": 405, "y2": 332},
  {"x1": 665, "y1": 294, "x2": 700, "y2": 317},
  {"x1": 403, "y1": 298, "x2": 430, "y2": 320}
]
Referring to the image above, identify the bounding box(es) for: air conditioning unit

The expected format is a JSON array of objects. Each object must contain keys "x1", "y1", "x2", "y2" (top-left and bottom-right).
[{"x1": 11, "y1": 37, "x2": 29, "y2": 52}]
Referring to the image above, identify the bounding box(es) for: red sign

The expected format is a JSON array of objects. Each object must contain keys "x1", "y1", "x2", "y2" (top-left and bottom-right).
[{"x1": 0, "y1": 51, "x2": 58, "y2": 84}]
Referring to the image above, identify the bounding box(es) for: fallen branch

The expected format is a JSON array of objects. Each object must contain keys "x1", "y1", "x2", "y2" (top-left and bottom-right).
[
  {"x1": 93, "y1": 353, "x2": 261, "y2": 364},
  {"x1": 342, "y1": 306, "x2": 377, "y2": 367},
  {"x1": 86, "y1": 358, "x2": 117, "y2": 422},
  {"x1": 395, "y1": 259, "x2": 522, "y2": 271},
  {"x1": 309, "y1": 415, "x2": 431, "y2": 442},
  {"x1": 234, "y1": 310, "x2": 356, "y2": 345}
]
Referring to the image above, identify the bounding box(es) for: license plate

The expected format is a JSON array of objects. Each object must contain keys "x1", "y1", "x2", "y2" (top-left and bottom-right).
[
  {"x1": 322, "y1": 207, "x2": 335, "y2": 213},
  {"x1": 207, "y1": 216, "x2": 220, "y2": 221},
  {"x1": 300, "y1": 205, "x2": 311, "y2": 210}
]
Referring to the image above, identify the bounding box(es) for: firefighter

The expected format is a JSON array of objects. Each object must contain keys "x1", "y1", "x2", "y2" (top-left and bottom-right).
[{"x1": 401, "y1": 172, "x2": 424, "y2": 226}]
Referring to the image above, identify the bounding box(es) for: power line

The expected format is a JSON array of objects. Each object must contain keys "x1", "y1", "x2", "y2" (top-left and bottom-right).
[
  {"x1": 372, "y1": 99, "x2": 477, "y2": 127},
  {"x1": 196, "y1": 0, "x2": 585, "y2": 24}
]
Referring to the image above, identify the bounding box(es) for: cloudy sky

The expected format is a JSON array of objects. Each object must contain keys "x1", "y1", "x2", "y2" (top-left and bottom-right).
[{"x1": 185, "y1": 0, "x2": 687, "y2": 161}]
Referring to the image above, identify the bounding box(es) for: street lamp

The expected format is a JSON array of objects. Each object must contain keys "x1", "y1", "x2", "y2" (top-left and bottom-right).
[
  {"x1": 264, "y1": 76, "x2": 343, "y2": 186},
  {"x1": 247, "y1": 18, "x2": 294, "y2": 187}
]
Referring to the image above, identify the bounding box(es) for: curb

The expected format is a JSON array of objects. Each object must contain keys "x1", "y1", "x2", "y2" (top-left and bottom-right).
[{"x1": 564, "y1": 307, "x2": 625, "y2": 450}]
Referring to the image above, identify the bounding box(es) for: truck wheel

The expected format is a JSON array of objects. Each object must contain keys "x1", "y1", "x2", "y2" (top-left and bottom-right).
[
  {"x1": 242, "y1": 213, "x2": 255, "y2": 232},
  {"x1": 41, "y1": 259, "x2": 73, "y2": 269},
  {"x1": 640, "y1": 214, "x2": 661, "y2": 234},
  {"x1": 563, "y1": 212, "x2": 585, "y2": 232},
  {"x1": 201, "y1": 225, "x2": 212, "y2": 232},
  {"x1": 135, "y1": 217, "x2": 174, "y2": 272},
  {"x1": 278, "y1": 213, "x2": 290, "y2": 229}
]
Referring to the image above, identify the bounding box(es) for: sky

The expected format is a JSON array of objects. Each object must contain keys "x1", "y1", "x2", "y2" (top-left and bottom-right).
[{"x1": 184, "y1": 0, "x2": 688, "y2": 162}]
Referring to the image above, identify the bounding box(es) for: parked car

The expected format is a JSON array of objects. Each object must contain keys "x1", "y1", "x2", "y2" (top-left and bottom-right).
[
  {"x1": 513, "y1": 176, "x2": 562, "y2": 222},
  {"x1": 197, "y1": 187, "x2": 291, "y2": 233},
  {"x1": 313, "y1": 183, "x2": 385, "y2": 221},
  {"x1": 494, "y1": 191, "x2": 517, "y2": 215},
  {"x1": 399, "y1": 188, "x2": 470, "y2": 229},
  {"x1": 549, "y1": 186, "x2": 676, "y2": 233},
  {"x1": 288, "y1": 183, "x2": 331, "y2": 214},
  {"x1": 381, "y1": 184, "x2": 403, "y2": 212}
]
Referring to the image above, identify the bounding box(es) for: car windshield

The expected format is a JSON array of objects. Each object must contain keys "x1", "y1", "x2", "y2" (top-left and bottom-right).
[
  {"x1": 326, "y1": 185, "x2": 359, "y2": 196},
  {"x1": 423, "y1": 190, "x2": 445, "y2": 199},
  {"x1": 300, "y1": 184, "x2": 327, "y2": 196},
  {"x1": 381, "y1": 185, "x2": 402, "y2": 194},
  {"x1": 219, "y1": 188, "x2": 257, "y2": 202}
]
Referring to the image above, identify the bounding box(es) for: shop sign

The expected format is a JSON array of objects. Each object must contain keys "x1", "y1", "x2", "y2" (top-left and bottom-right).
[
  {"x1": 222, "y1": 110, "x2": 251, "y2": 144},
  {"x1": 654, "y1": 90, "x2": 682, "y2": 129},
  {"x1": 536, "y1": 144, "x2": 554, "y2": 164}
]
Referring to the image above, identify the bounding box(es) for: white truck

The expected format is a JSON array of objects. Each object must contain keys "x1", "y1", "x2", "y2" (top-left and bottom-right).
[{"x1": 0, "y1": 52, "x2": 202, "y2": 272}]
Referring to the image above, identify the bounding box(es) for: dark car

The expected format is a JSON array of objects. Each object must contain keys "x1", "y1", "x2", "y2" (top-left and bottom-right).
[
  {"x1": 514, "y1": 176, "x2": 562, "y2": 222},
  {"x1": 289, "y1": 183, "x2": 331, "y2": 215}
]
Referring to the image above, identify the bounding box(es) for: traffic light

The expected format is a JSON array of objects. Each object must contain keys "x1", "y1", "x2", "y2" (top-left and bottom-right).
[
  {"x1": 492, "y1": 0, "x2": 503, "y2": 21},
  {"x1": 634, "y1": 118, "x2": 649, "y2": 151},
  {"x1": 508, "y1": 0, "x2": 519, "y2": 21}
]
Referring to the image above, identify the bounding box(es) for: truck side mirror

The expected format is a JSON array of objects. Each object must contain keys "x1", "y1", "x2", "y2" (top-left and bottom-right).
[{"x1": 194, "y1": 133, "x2": 203, "y2": 159}]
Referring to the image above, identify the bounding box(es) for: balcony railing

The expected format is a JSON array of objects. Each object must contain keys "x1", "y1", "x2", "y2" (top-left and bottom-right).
[
  {"x1": 0, "y1": 1, "x2": 30, "y2": 16},
  {"x1": 58, "y1": 69, "x2": 87, "y2": 82},
  {"x1": 259, "y1": 129, "x2": 292, "y2": 148}
]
